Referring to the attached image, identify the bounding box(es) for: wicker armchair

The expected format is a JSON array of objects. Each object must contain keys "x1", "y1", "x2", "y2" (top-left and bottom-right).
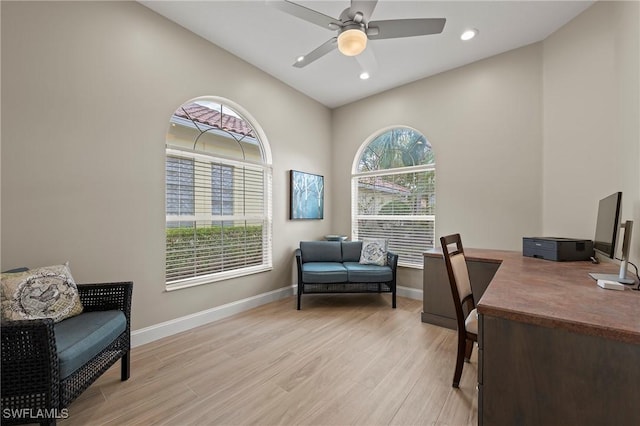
[{"x1": 1, "y1": 281, "x2": 132, "y2": 425}]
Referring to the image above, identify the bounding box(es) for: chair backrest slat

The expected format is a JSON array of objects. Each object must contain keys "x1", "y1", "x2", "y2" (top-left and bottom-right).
[
  {"x1": 440, "y1": 233, "x2": 475, "y2": 330},
  {"x1": 450, "y1": 252, "x2": 472, "y2": 302}
]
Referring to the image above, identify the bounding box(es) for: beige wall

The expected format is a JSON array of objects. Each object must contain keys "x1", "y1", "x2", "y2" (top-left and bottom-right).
[
  {"x1": 332, "y1": 44, "x2": 544, "y2": 289},
  {"x1": 1, "y1": 1, "x2": 333, "y2": 329},
  {"x1": 542, "y1": 0, "x2": 640, "y2": 266}
]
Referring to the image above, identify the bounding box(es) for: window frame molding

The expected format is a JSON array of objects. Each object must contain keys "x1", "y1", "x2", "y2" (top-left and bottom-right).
[{"x1": 164, "y1": 96, "x2": 273, "y2": 291}]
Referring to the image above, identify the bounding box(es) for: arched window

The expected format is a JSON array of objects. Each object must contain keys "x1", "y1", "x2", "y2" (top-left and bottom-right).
[
  {"x1": 165, "y1": 97, "x2": 272, "y2": 290},
  {"x1": 352, "y1": 127, "x2": 435, "y2": 267}
]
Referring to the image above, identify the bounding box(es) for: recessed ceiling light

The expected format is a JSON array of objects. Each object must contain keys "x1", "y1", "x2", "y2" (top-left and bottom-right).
[
  {"x1": 461, "y1": 29, "x2": 478, "y2": 41},
  {"x1": 296, "y1": 56, "x2": 305, "y2": 63},
  {"x1": 359, "y1": 72, "x2": 370, "y2": 80}
]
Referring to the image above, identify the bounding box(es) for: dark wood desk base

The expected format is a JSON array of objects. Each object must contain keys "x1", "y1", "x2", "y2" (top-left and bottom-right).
[{"x1": 479, "y1": 314, "x2": 640, "y2": 425}]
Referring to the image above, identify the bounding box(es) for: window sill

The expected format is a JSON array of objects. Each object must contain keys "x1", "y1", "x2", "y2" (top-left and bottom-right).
[{"x1": 165, "y1": 264, "x2": 273, "y2": 292}]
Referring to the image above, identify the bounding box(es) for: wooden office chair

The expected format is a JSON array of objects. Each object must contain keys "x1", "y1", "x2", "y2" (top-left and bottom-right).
[{"x1": 440, "y1": 233, "x2": 478, "y2": 388}]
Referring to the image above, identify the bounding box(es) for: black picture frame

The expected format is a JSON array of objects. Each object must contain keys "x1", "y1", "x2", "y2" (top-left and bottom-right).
[{"x1": 290, "y1": 170, "x2": 324, "y2": 220}]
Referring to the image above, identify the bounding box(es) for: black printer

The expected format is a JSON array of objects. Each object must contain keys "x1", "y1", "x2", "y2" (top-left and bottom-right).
[{"x1": 523, "y1": 237, "x2": 593, "y2": 262}]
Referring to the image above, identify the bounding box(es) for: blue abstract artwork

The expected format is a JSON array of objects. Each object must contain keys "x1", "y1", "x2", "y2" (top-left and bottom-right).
[{"x1": 290, "y1": 170, "x2": 324, "y2": 220}]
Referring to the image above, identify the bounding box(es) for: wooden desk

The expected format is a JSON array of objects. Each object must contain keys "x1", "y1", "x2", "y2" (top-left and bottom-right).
[{"x1": 424, "y1": 249, "x2": 640, "y2": 425}]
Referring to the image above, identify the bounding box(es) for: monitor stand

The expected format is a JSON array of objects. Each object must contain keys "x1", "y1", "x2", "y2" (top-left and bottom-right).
[
  {"x1": 589, "y1": 220, "x2": 634, "y2": 284},
  {"x1": 589, "y1": 272, "x2": 635, "y2": 285}
]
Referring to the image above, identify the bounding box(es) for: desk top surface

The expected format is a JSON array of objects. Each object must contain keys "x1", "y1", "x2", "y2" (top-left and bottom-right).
[{"x1": 424, "y1": 248, "x2": 640, "y2": 344}]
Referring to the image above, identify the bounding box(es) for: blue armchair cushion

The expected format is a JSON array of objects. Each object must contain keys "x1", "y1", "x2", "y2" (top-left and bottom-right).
[
  {"x1": 341, "y1": 241, "x2": 363, "y2": 262},
  {"x1": 54, "y1": 310, "x2": 126, "y2": 379},
  {"x1": 343, "y1": 262, "x2": 393, "y2": 283},
  {"x1": 301, "y1": 262, "x2": 348, "y2": 283},
  {"x1": 300, "y1": 241, "x2": 342, "y2": 263}
]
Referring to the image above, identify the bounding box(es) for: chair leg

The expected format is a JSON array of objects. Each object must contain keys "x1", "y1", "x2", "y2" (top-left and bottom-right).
[
  {"x1": 452, "y1": 334, "x2": 466, "y2": 388},
  {"x1": 392, "y1": 289, "x2": 397, "y2": 309},
  {"x1": 121, "y1": 352, "x2": 130, "y2": 381},
  {"x1": 464, "y1": 338, "x2": 474, "y2": 362},
  {"x1": 297, "y1": 290, "x2": 301, "y2": 310}
]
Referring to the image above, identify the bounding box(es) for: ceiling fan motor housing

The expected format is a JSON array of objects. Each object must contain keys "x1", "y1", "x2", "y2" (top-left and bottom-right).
[{"x1": 339, "y1": 8, "x2": 365, "y2": 24}]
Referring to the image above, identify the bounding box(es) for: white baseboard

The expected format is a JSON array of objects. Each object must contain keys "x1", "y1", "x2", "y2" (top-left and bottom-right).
[
  {"x1": 131, "y1": 284, "x2": 423, "y2": 348},
  {"x1": 131, "y1": 285, "x2": 294, "y2": 347}
]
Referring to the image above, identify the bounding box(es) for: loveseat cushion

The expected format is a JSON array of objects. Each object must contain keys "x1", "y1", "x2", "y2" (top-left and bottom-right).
[
  {"x1": 341, "y1": 241, "x2": 363, "y2": 262},
  {"x1": 300, "y1": 241, "x2": 342, "y2": 263},
  {"x1": 301, "y1": 262, "x2": 348, "y2": 283},
  {"x1": 343, "y1": 262, "x2": 393, "y2": 283},
  {"x1": 54, "y1": 310, "x2": 126, "y2": 379}
]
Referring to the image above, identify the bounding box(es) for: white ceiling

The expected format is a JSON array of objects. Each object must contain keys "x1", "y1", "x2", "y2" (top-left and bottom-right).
[{"x1": 140, "y1": 0, "x2": 594, "y2": 108}]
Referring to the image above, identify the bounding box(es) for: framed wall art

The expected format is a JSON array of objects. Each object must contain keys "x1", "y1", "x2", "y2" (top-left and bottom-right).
[{"x1": 290, "y1": 170, "x2": 324, "y2": 220}]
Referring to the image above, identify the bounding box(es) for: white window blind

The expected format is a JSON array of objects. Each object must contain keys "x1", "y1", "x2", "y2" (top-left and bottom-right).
[
  {"x1": 166, "y1": 150, "x2": 272, "y2": 288},
  {"x1": 352, "y1": 128, "x2": 435, "y2": 268}
]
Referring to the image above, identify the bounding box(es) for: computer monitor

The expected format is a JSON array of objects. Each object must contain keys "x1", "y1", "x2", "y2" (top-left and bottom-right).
[
  {"x1": 589, "y1": 191, "x2": 634, "y2": 284},
  {"x1": 593, "y1": 192, "x2": 622, "y2": 259}
]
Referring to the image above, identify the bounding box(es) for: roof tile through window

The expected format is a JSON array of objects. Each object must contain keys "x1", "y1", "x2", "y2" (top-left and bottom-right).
[{"x1": 175, "y1": 103, "x2": 255, "y2": 138}]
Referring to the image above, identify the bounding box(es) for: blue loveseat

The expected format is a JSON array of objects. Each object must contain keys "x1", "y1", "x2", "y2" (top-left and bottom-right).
[{"x1": 295, "y1": 241, "x2": 398, "y2": 310}]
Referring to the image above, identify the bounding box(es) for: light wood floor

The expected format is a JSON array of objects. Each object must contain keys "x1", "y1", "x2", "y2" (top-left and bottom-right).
[{"x1": 61, "y1": 295, "x2": 478, "y2": 425}]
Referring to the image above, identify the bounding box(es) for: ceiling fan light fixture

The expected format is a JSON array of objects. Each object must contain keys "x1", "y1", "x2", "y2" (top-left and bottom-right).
[{"x1": 337, "y1": 28, "x2": 367, "y2": 56}]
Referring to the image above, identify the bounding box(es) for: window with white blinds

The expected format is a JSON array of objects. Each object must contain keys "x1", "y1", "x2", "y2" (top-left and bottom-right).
[
  {"x1": 352, "y1": 127, "x2": 435, "y2": 268},
  {"x1": 165, "y1": 98, "x2": 272, "y2": 290}
]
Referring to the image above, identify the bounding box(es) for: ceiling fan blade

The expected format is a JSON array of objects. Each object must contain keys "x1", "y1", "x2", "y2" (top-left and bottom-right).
[
  {"x1": 269, "y1": 0, "x2": 343, "y2": 31},
  {"x1": 293, "y1": 38, "x2": 338, "y2": 68},
  {"x1": 350, "y1": 0, "x2": 378, "y2": 22},
  {"x1": 367, "y1": 18, "x2": 446, "y2": 40}
]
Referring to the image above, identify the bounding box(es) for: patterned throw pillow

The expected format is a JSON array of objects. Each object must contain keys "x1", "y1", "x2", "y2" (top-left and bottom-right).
[
  {"x1": 359, "y1": 238, "x2": 388, "y2": 266},
  {"x1": 0, "y1": 263, "x2": 84, "y2": 323}
]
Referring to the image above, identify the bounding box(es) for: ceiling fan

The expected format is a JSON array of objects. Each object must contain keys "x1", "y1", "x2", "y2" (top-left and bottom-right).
[{"x1": 269, "y1": 0, "x2": 446, "y2": 68}]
